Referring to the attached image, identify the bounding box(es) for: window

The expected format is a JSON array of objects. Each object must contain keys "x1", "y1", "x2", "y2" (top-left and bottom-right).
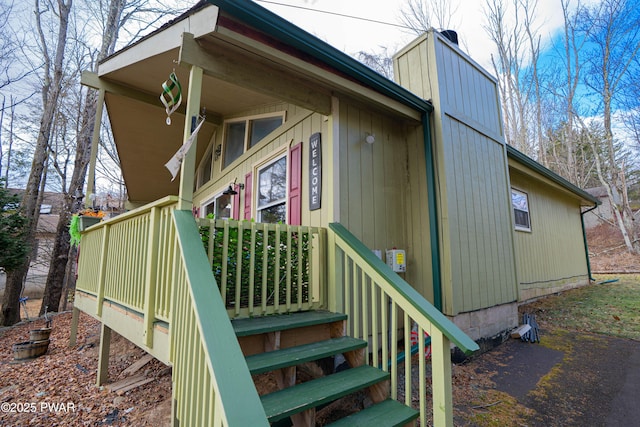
[
  {"x1": 196, "y1": 144, "x2": 214, "y2": 190},
  {"x1": 511, "y1": 188, "x2": 531, "y2": 231},
  {"x1": 202, "y1": 192, "x2": 233, "y2": 220},
  {"x1": 257, "y1": 156, "x2": 287, "y2": 223},
  {"x1": 222, "y1": 113, "x2": 284, "y2": 168}
]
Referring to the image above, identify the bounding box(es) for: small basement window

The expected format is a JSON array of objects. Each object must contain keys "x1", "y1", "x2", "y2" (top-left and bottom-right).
[{"x1": 511, "y1": 188, "x2": 531, "y2": 231}]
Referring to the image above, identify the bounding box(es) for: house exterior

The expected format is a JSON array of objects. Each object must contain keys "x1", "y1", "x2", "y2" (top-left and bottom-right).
[
  {"x1": 71, "y1": 0, "x2": 597, "y2": 425},
  {"x1": 81, "y1": 0, "x2": 598, "y2": 344},
  {"x1": 0, "y1": 190, "x2": 65, "y2": 300}
]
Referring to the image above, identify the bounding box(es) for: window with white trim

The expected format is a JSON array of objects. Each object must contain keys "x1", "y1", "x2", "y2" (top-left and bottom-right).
[
  {"x1": 511, "y1": 188, "x2": 531, "y2": 231},
  {"x1": 257, "y1": 155, "x2": 287, "y2": 223},
  {"x1": 222, "y1": 113, "x2": 285, "y2": 168},
  {"x1": 202, "y1": 192, "x2": 233, "y2": 220}
]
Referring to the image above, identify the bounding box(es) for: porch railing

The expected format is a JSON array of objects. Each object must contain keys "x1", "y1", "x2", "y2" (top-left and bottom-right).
[
  {"x1": 171, "y1": 210, "x2": 268, "y2": 426},
  {"x1": 196, "y1": 218, "x2": 327, "y2": 318},
  {"x1": 75, "y1": 199, "x2": 269, "y2": 426},
  {"x1": 327, "y1": 223, "x2": 479, "y2": 427}
]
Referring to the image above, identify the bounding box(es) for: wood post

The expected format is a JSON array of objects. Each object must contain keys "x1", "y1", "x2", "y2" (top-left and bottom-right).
[
  {"x1": 97, "y1": 323, "x2": 112, "y2": 386},
  {"x1": 69, "y1": 307, "x2": 80, "y2": 347}
]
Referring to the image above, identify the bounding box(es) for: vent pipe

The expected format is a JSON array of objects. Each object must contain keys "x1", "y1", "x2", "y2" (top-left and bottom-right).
[{"x1": 440, "y1": 30, "x2": 459, "y2": 45}]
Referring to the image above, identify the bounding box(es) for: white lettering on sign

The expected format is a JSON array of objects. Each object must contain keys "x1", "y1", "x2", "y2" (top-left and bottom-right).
[{"x1": 309, "y1": 133, "x2": 321, "y2": 210}]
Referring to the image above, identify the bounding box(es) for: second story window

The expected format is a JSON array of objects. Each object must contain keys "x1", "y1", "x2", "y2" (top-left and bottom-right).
[{"x1": 222, "y1": 113, "x2": 285, "y2": 168}]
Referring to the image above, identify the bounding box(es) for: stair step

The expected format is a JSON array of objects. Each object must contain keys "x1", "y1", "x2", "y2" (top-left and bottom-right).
[
  {"x1": 232, "y1": 311, "x2": 347, "y2": 337},
  {"x1": 246, "y1": 336, "x2": 367, "y2": 375},
  {"x1": 261, "y1": 365, "x2": 389, "y2": 423},
  {"x1": 325, "y1": 399, "x2": 420, "y2": 427}
]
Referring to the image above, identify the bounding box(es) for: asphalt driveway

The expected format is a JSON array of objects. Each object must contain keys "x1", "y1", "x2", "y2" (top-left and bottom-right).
[{"x1": 470, "y1": 330, "x2": 640, "y2": 426}]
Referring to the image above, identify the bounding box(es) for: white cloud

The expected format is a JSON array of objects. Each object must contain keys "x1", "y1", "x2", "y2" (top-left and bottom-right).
[{"x1": 257, "y1": 0, "x2": 587, "y2": 72}]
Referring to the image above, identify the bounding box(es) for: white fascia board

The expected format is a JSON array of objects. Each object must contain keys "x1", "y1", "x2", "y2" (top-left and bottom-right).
[{"x1": 99, "y1": 6, "x2": 219, "y2": 76}]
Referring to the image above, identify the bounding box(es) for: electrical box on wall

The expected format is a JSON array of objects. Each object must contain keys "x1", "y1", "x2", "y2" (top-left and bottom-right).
[{"x1": 386, "y1": 249, "x2": 406, "y2": 273}]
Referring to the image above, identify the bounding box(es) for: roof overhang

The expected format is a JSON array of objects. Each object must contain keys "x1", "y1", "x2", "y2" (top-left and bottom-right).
[
  {"x1": 507, "y1": 145, "x2": 600, "y2": 207},
  {"x1": 85, "y1": 1, "x2": 432, "y2": 204}
]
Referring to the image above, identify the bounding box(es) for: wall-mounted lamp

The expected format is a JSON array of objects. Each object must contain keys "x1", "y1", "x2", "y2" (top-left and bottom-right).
[
  {"x1": 222, "y1": 185, "x2": 237, "y2": 195},
  {"x1": 214, "y1": 144, "x2": 222, "y2": 160},
  {"x1": 365, "y1": 133, "x2": 375, "y2": 144},
  {"x1": 222, "y1": 179, "x2": 244, "y2": 196}
]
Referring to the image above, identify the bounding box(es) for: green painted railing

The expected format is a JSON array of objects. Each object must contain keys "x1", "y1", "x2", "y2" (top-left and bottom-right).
[
  {"x1": 172, "y1": 210, "x2": 268, "y2": 426},
  {"x1": 76, "y1": 196, "x2": 179, "y2": 327},
  {"x1": 327, "y1": 223, "x2": 479, "y2": 427},
  {"x1": 197, "y1": 218, "x2": 327, "y2": 318},
  {"x1": 76, "y1": 199, "x2": 269, "y2": 426}
]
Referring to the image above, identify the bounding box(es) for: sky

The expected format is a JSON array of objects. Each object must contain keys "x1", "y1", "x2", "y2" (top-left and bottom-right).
[{"x1": 255, "y1": 0, "x2": 572, "y2": 71}]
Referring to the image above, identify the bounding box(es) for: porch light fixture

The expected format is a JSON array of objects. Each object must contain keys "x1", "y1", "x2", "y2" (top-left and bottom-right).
[
  {"x1": 222, "y1": 179, "x2": 244, "y2": 196},
  {"x1": 214, "y1": 144, "x2": 222, "y2": 160},
  {"x1": 365, "y1": 133, "x2": 375, "y2": 144},
  {"x1": 223, "y1": 185, "x2": 237, "y2": 195}
]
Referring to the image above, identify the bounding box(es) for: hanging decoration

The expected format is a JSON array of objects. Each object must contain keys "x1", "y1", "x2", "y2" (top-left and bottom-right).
[
  {"x1": 165, "y1": 115, "x2": 206, "y2": 181},
  {"x1": 160, "y1": 71, "x2": 182, "y2": 125}
]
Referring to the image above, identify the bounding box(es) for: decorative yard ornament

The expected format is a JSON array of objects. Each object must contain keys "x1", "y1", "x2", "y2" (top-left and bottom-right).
[{"x1": 160, "y1": 71, "x2": 182, "y2": 125}]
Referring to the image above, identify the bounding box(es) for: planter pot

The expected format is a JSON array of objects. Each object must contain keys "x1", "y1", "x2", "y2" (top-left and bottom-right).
[
  {"x1": 78, "y1": 216, "x2": 101, "y2": 231},
  {"x1": 29, "y1": 328, "x2": 52, "y2": 341},
  {"x1": 13, "y1": 340, "x2": 50, "y2": 360}
]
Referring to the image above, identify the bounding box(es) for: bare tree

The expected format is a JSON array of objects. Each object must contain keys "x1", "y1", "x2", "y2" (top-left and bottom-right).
[
  {"x1": 580, "y1": 0, "x2": 640, "y2": 253},
  {"x1": 40, "y1": 0, "x2": 191, "y2": 314},
  {"x1": 1, "y1": 0, "x2": 73, "y2": 326},
  {"x1": 355, "y1": 48, "x2": 395, "y2": 79},
  {"x1": 399, "y1": 0, "x2": 459, "y2": 33}
]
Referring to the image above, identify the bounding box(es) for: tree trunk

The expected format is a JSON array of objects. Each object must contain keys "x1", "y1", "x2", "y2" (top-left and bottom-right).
[
  {"x1": 0, "y1": 0, "x2": 72, "y2": 326},
  {"x1": 40, "y1": 0, "x2": 124, "y2": 314},
  {"x1": 40, "y1": 195, "x2": 72, "y2": 316},
  {"x1": 1, "y1": 264, "x2": 28, "y2": 325}
]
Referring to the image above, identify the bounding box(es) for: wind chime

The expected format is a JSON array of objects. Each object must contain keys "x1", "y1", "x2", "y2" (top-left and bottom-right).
[
  {"x1": 160, "y1": 70, "x2": 182, "y2": 125},
  {"x1": 160, "y1": 70, "x2": 206, "y2": 181}
]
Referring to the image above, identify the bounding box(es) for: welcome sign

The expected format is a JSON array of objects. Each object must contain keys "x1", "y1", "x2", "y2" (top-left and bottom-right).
[{"x1": 309, "y1": 132, "x2": 321, "y2": 210}]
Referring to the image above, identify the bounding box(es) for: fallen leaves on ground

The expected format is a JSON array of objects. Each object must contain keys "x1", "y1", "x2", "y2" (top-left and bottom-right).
[{"x1": 0, "y1": 310, "x2": 172, "y2": 426}]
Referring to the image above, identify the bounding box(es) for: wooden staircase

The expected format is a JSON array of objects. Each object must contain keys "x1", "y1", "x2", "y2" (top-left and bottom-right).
[{"x1": 232, "y1": 310, "x2": 420, "y2": 426}]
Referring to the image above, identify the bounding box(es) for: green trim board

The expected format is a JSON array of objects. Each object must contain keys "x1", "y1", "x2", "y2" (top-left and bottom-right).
[{"x1": 507, "y1": 145, "x2": 599, "y2": 206}]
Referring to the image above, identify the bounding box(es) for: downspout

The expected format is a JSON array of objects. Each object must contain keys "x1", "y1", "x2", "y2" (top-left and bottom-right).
[
  {"x1": 422, "y1": 112, "x2": 442, "y2": 311},
  {"x1": 580, "y1": 204, "x2": 598, "y2": 282}
]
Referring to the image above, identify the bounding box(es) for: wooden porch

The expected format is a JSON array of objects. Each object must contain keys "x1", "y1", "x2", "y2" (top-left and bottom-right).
[{"x1": 71, "y1": 197, "x2": 479, "y2": 426}]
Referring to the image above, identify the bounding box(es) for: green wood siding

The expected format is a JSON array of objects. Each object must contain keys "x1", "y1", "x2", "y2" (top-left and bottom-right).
[
  {"x1": 510, "y1": 170, "x2": 589, "y2": 299},
  {"x1": 394, "y1": 32, "x2": 518, "y2": 315},
  {"x1": 337, "y1": 102, "x2": 408, "y2": 259},
  {"x1": 404, "y1": 125, "x2": 434, "y2": 301}
]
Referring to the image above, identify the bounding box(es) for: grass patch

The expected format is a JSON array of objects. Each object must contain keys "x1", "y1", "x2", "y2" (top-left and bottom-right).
[
  {"x1": 466, "y1": 390, "x2": 534, "y2": 427},
  {"x1": 524, "y1": 274, "x2": 640, "y2": 341}
]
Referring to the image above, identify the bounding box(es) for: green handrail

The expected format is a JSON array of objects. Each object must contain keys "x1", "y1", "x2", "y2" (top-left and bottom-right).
[
  {"x1": 172, "y1": 210, "x2": 269, "y2": 426},
  {"x1": 329, "y1": 223, "x2": 478, "y2": 354}
]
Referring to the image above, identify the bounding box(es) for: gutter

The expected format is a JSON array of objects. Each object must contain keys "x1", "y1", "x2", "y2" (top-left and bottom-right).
[
  {"x1": 422, "y1": 112, "x2": 443, "y2": 311},
  {"x1": 580, "y1": 204, "x2": 599, "y2": 282}
]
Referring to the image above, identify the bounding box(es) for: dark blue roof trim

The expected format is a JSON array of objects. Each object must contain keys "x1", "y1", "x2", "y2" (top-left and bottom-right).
[
  {"x1": 207, "y1": 0, "x2": 433, "y2": 114},
  {"x1": 507, "y1": 145, "x2": 599, "y2": 206}
]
